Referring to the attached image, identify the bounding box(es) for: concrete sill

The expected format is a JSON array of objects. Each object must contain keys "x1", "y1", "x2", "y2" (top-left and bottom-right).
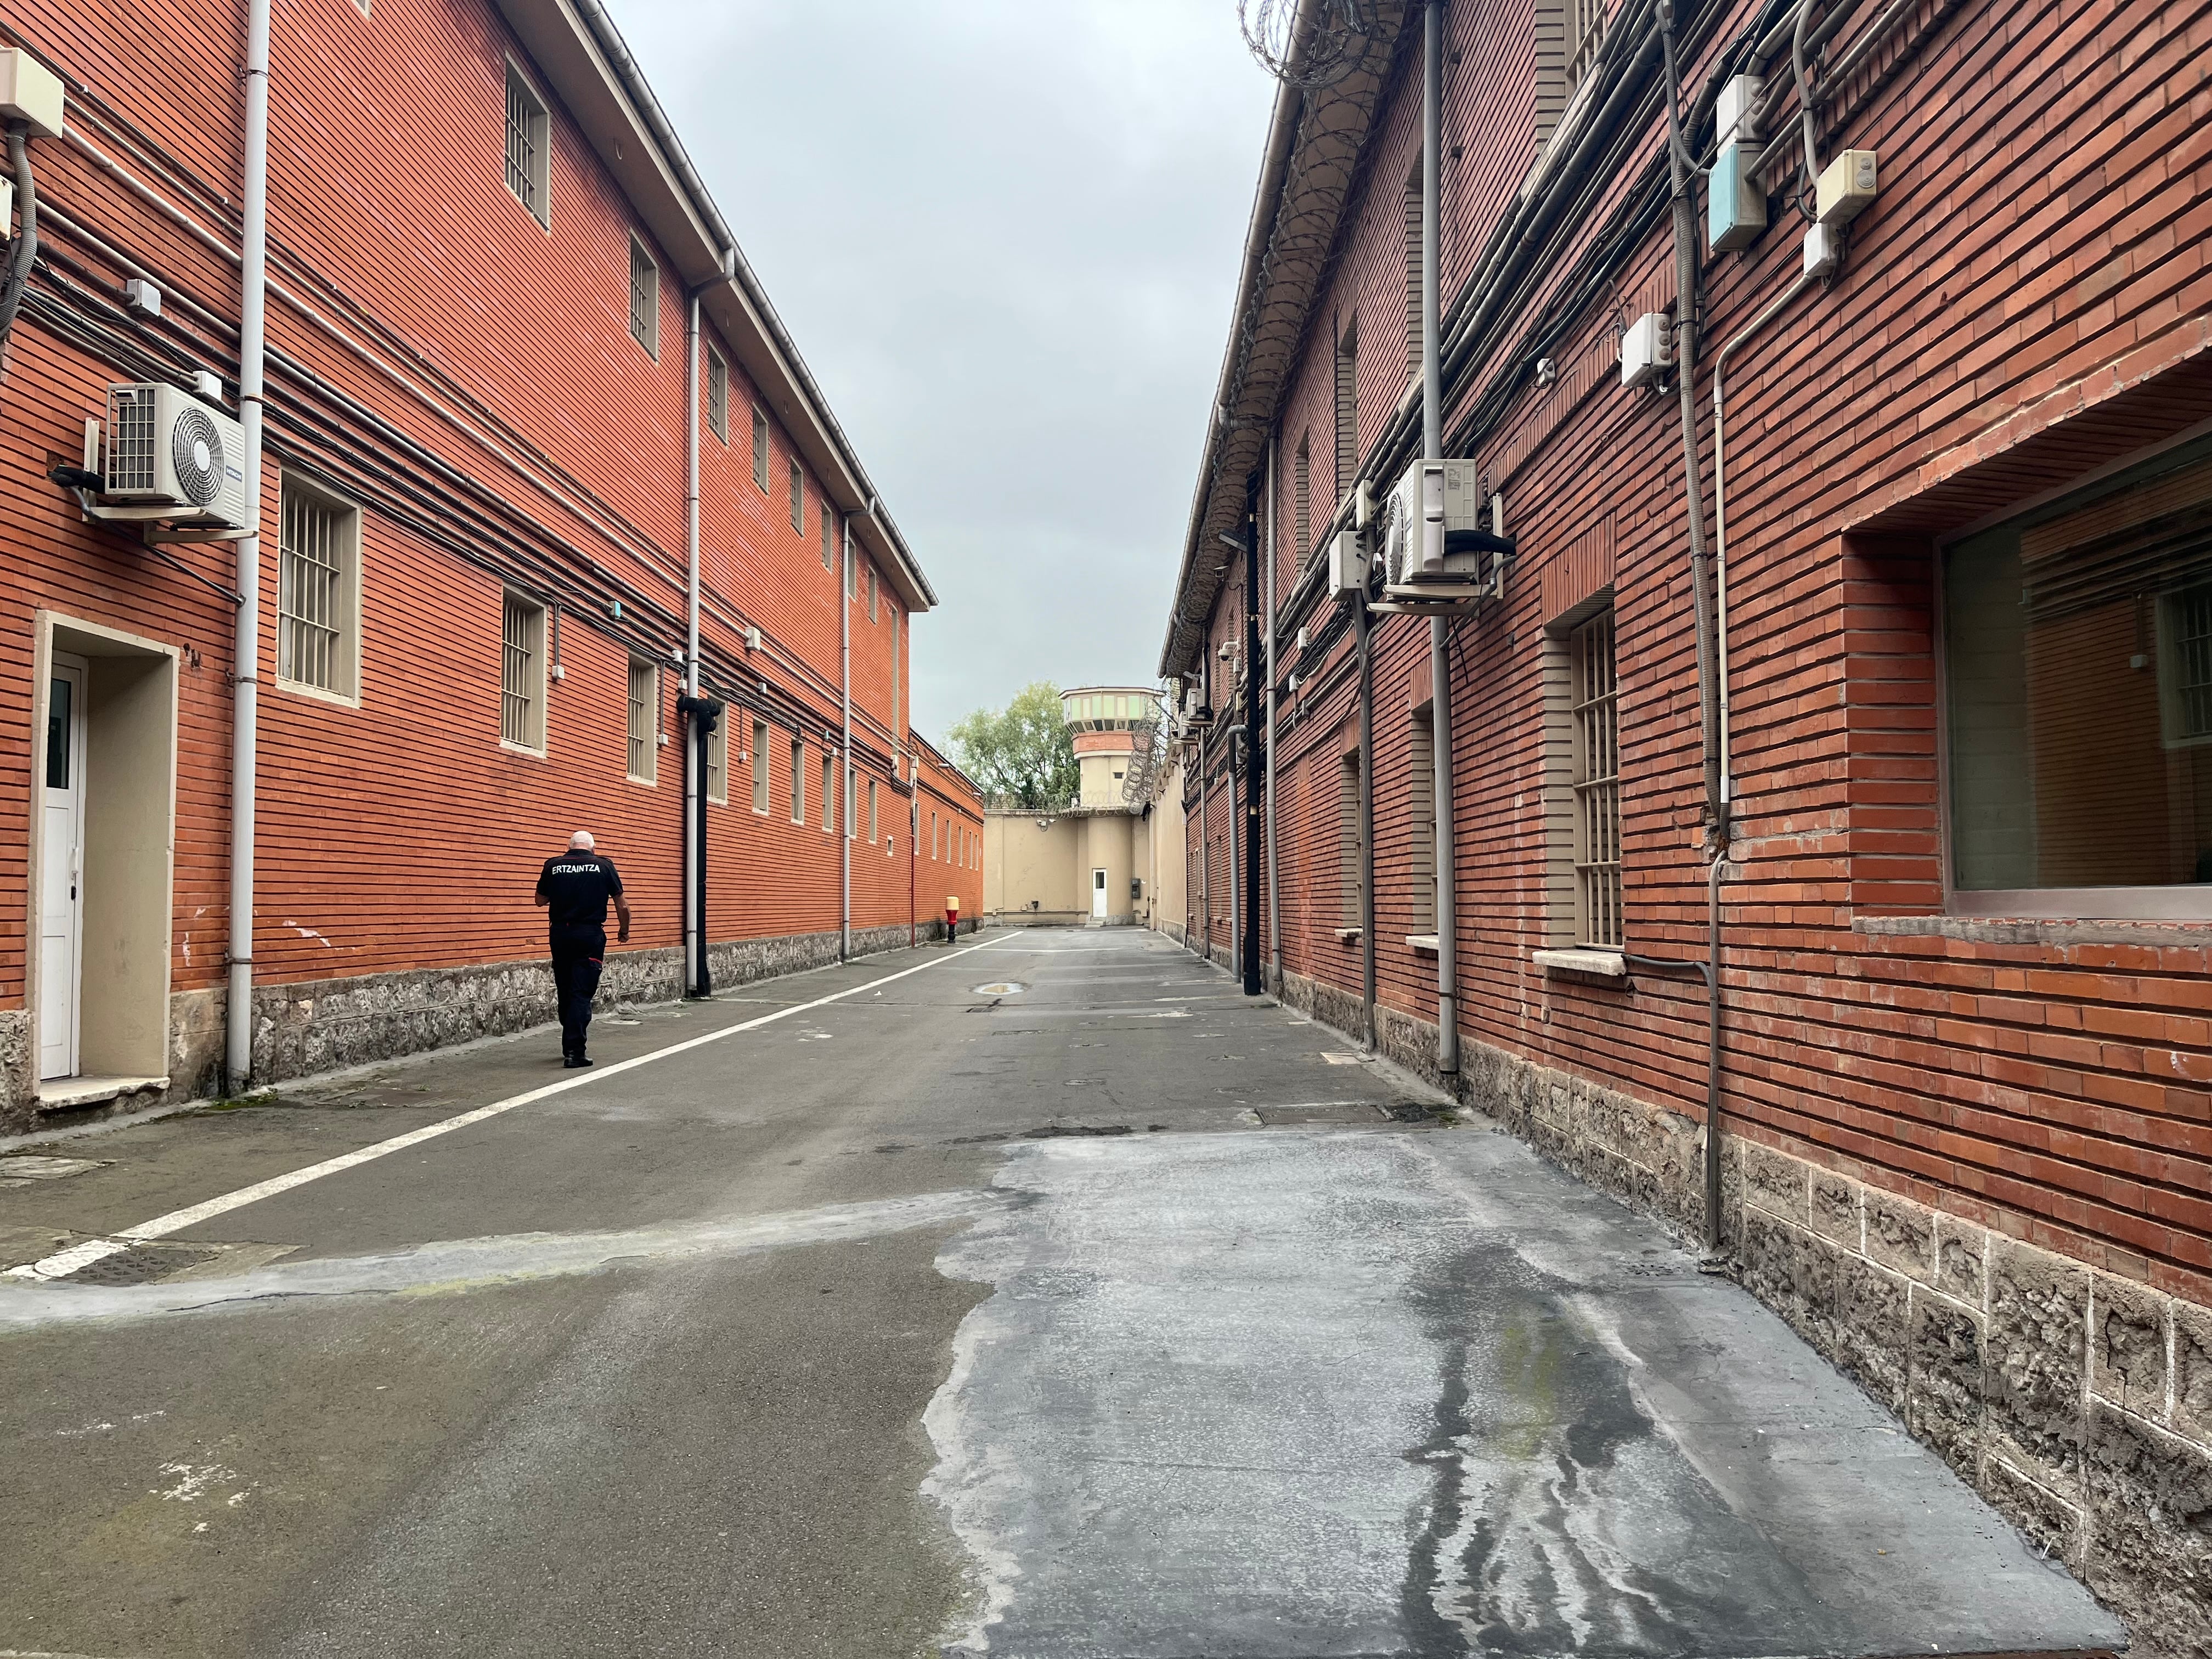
[
  {"x1": 1406, "y1": 934, "x2": 1440, "y2": 956},
  {"x1": 1333, "y1": 927, "x2": 1362, "y2": 944},
  {"x1": 38, "y1": 1075, "x2": 170, "y2": 1112},
  {"x1": 1532, "y1": 947, "x2": 1627, "y2": 979}
]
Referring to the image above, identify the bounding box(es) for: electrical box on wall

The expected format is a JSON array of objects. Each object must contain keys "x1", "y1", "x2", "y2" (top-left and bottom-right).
[
  {"x1": 1803, "y1": 222, "x2": 1841, "y2": 279},
  {"x1": 1707, "y1": 142, "x2": 1765, "y2": 252},
  {"x1": 1714, "y1": 74, "x2": 1761, "y2": 146},
  {"x1": 0, "y1": 48, "x2": 64, "y2": 138},
  {"x1": 1620, "y1": 312, "x2": 1673, "y2": 387},
  {"x1": 1815, "y1": 149, "x2": 1878, "y2": 227},
  {"x1": 1327, "y1": 528, "x2": 1368, "y2": 601}
]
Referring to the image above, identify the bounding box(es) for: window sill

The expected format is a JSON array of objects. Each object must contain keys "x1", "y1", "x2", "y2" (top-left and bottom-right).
[
  {"x1": 1333, "y1": 927, "x2": 1362, "y2": 944},
  {"x1": 1857, "y1": 914, "x2": 2212, "y2": 944},
  {"x1": 274, "y1": 677, "x2": 360, "y2": 711},
  {"x1": 1406, "y1": 933, "x2": 1440, "y2": 955},
  {"x1": 499, "y1": 740, "x2": 548, "y2": 760},
  {"x1": 1532, "y1": 947, "x2": 1627, "y2": 978}
]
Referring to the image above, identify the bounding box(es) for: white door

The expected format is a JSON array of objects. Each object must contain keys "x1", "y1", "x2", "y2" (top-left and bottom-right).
[
  {"x1": 1091, "y1": 868, "x2": 1108, "y2": 919},
  {"x1": 40, "y1": 656, "x2": 88, "y2": 1081}
]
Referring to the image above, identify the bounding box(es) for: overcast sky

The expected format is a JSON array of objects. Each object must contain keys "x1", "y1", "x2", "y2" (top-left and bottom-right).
[{"x1": 608, "y1": 0, "x2": 1276, "y2": 741}]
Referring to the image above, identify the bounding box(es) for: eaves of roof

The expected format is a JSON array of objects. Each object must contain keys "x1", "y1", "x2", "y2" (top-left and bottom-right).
[
  {"x1": 1157, "y1": 5, "x2": 1413, "y2": 680},
  {"x1": 496, "y1": 0, "x2": 938, "y2": 612}
]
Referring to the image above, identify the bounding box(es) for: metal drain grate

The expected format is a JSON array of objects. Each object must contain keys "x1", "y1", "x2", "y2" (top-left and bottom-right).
[{"x1": 69, "y1": 1243, "x2": 225, "y2": 1287}]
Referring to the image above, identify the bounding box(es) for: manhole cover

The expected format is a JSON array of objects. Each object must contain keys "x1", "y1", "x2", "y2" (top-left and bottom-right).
[
  {"x1": 972, "y1": 982, "x2": 1024, "y2": 996},
  {"x1": 69, "y1": 1243, "x2": 225, "y2": 1287}
]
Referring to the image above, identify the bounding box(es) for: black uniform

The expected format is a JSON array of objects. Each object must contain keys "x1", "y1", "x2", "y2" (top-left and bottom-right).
[{"x1": 537, "y1": 849, "x2": 624, "y2": 1059}]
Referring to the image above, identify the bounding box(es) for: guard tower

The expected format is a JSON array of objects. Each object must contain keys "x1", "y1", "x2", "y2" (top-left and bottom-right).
[{"x1": 1062, "y1": 686, "x2": 1158, "y2": 809}]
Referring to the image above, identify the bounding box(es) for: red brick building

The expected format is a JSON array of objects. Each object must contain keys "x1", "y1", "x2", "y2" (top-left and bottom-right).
[
  {"x1": 0, "y1": 0, "x2": 979, "y2": 1129},
  {"x1": 1165, "y1": 0, "x2": 2211, "y2": 1644}
]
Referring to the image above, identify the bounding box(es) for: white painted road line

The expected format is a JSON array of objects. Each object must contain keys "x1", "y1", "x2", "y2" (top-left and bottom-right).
[{"x1": 6, "y1": 934, "x2": 1014, "y2": 1284}]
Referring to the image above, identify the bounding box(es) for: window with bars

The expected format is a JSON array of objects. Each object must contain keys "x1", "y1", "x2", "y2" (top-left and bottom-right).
[
  {"x1": 868, "y1": 566, "x2": 878, "y2": 623},
  {"x1": 790, "y1": 737, "x2": 805, "y2": 822},
  {"x1": 1339, "y1": 746, "x2": 1363, "y2": 928},
  {"x1": 821, "y1": 752, "x2": 837, "y2": 834},
  {"x1": 845, "y1": 763, "x2": 856, "y2": 839},
  {"x1": 1537, "y1": 0, "x2": 1609, "y2": 149},
  {"x1": 705, "y1": 712, "x2": 727, "y2": 804},
  {"x1": 626, "y1": 658, "x2": 658, "y2": 783},
  {"x1": 1409, "y1": 707, "x2": 1436, "y2": 932},
  {"x1": 628, "y1": 237, "x2": 658, "y2": 357},
  {"x1": 1404, "y1": 176, "x2": 1423, "y2": 377},
  {"x1": 1295, "y1": 433, "x2": 1312, "y2": 568},
  {"x1": 752, "y1": 717, "x2": 770, "y2": 813},
  {"x1": 753, "y1": 407, "x2": 770, "y2": 492},
  {"x1": 504, "y1": 64, "x2": 549, "y2": 225},
  {"x1": 868, "y1": 778, "x2": 878, "y2": 843},
  {"x1": 789, "y1": 460, "x2": 804, "y2": 533},
  {"x1": 278, "y1": 478, "x2": 358, "y2": 700},
  {"x1": 707, "y1": 347, "x2": 728, "y2": 442},
  {"x1": 501, "y1": 593, "x2": 546, "y2": 752},
  {"x1": 1570, "y1": 610, "x2": 1621, "y2": 948},
  {"x1": 820, "y1": 505, "x2": 834, "y2": 571},
  {"x1": 1334, "y1": 317, "x2": 1358, "y2": 507}
]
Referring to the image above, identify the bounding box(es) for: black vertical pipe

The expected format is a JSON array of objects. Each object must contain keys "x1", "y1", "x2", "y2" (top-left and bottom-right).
[
  {"x1": 1243, "y1": 496, "x2": 1263, "y2": 995},
  {"x1": 693, "y1": 714, "x2": 710, "y2": 996}
]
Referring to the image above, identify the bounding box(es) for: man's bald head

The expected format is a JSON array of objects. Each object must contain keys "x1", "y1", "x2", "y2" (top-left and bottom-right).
[{"x1": 569, "y1": 831, "x2": 595, "y2": 851}]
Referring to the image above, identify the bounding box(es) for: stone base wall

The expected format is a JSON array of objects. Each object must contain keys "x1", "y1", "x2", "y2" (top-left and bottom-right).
[{"x1": 1258, "y1": 946, "x2": 2211, "y2": 1659}]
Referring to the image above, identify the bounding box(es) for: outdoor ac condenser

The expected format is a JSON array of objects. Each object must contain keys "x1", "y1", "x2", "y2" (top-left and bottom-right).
[
  {"x1": 101, "y1": 383, "x2": 249, "y2": 530},
  {"x1": 1379, "y1": 459, "x2": 1485, "y2": 588}
]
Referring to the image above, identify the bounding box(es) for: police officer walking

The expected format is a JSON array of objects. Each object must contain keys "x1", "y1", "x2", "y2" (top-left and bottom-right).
[{"x1": 535, "y1": 830, "x2": 631, "y2": 1068}]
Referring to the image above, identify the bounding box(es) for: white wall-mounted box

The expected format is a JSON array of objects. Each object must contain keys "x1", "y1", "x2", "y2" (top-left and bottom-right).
[
  {"x1": 1620, "y1": 312, "x2": 1673, "y2": 387},
  {"x1": 1714, "y1": 74, "x2": 1762, "y2": 147},
  {"x1": 0, "y1": 49, "x2": 64, "y2": 139},
  {"x1": 1815, "y1": 149, "x2": 1878, "y2": 227}
]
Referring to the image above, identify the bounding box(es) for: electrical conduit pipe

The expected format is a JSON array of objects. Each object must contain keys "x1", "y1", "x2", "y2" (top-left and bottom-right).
[{"x1": 1423, "y1": 0, "x2": 1458, "y2": 1079}]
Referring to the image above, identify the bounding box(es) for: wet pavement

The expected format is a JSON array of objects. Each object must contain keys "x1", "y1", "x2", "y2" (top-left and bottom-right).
[{"x1": 0, "y1": 928, "x2": 2122, "y2": 1657}]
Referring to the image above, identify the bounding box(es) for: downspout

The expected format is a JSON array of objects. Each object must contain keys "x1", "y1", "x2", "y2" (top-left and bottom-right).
[
  {"x1": 683, "y1": 289, "x2": 704, "y2": 997},
  {"x1": 1424, "y1": 0, "x2": 1458, "y2": 1079},
  {"x1": 1198, "y1": 726, "x2": 1209, "y2": 955},
  {"x1": 225, "y1": 0, "x2": 272, "y2": 1094},
  {"x1": 909, "y1": 786, "x2": 917, "y2": 949},
  {"x1": 1243, "y1": 505, "x2": 1262, "y2": 996},
  {"x1": 1264, "y1": 437, "x2": 1280, "y2": 992},
  {"x1": 1356, "y1": 586, "x2": 1376, "y2": 1053},
  {"x1": 840, "y1": 510, "x2": 854, "y2": 961},
  {"x1": 1661, "y1": 0, "x2": 1726, "y2": 1249}
]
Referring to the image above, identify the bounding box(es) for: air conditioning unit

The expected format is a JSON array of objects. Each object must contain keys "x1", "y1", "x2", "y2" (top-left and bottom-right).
[
  {"x1": 1373, "y1": 461, "x2": 1516, "y2": 612},
  {"x1": 100, "y1": 383, "x2": 248, "y2": 529}
]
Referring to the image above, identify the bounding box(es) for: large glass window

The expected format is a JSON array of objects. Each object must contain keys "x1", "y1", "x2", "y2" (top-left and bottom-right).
[{"x1": 1946, "y1": 443, "x2": 2212, "y2": 907}]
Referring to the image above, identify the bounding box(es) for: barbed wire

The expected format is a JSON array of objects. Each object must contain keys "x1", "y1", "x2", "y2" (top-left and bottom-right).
[{"x1": 1238, "y1": 0, "x2": 1386, "y2": 88}]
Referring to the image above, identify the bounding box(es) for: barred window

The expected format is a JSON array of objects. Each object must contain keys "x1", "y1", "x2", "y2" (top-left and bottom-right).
[
  {"x1": 1409, "y1": 706, "x2": 1436, "y2": 932},
  {"x1": 707, "y1": 348, "x2": 728, "y2": 443},
  {"x1": 627, "y1": 658, "x2": 657, "y2": 783},
  {"x1": 1570, "y1": 609, "x2": 1621, "y2": 947},
  {"x1": 820, "y1": 504, "x2": 833, "y2": 571},
  {"x1": 501, "y1": 593, "x2": 546, "y2": 752},
  {"x1": 1339, "y1": 747, "x2": 1363, "y2": 927},
  {"x1": 752, "y1": 716, "x2": 770, "y2": 812},
  {"x1": 504, "y1": 64, "x2": 549, "y2": 224},
  {"x1": 1334, "y1": 317, "x2": 1358, "y2": 506},
  {"x1": 628, "y1": 237, "x2": 658, "y2": 357},
  {"x1": 1295, "y1": 433, "x2": 1312, "y2": 568},
  {"x1": 790, "y1": 737, "x2": 805, "y2": 823},
  {"x1": 278, "y1": 478, "x2": 358, "y2": 700},
  {"x1": 789, "y1": 460, "x2": 804, "y2": 533},
  {"x1": 868, "y1": 777, "x2": 878, "y2": 843},
  {"x1": 753, "y1": 407, "x2": 770, "y2": 492},
  {"x1": 868, "y1": 566, "x2": 878, "y2": 623},
  {"x1": 705, "y1": 710, "x2": 727, "y2": 804},
  {"x1": 822, "y1": 752, "x2": 836, "y2": 834}
]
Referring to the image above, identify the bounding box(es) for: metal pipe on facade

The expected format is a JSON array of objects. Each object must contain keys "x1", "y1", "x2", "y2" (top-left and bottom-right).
[
  {"x1": 1356, "y1": 589, "x2": 1376, "y2": 1052},
  {"x1": 1264, "y1": 437, "x2": 1280, "y2": 992},
  {"x1": 1423, "y1": 0, "x2": 1458, "y2": 1078},
  {"x1": 1658, "y1": 0, "x2": 1725, "y2": 843},
  {"x1": 225, "y1": 0, "x2": 272, "y2": 1094},
  {"x1": 840, "y1": 510, "x2": 854, "y2": 961},
  {"x1": 683, "y1": 290, "x2": 704, "y2": 997},
  {"x1": 1243, "y1": 500, "x2": 1263, "y2": 997}
]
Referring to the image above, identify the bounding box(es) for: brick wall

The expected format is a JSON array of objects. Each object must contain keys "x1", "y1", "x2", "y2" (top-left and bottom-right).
[{"x1": 1177, "y1": 0, "x2": 2212, "y2": 1647}]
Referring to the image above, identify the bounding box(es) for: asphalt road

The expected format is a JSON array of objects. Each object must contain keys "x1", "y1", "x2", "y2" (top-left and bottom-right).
[{"x1": 0, "y1": 928, "x2": 2121, "y2": 1658}]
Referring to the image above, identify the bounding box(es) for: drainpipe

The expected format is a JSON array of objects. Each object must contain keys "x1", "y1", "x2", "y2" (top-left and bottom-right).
[
  {"x1": 1423, "y1": 0, "x2": 1458, "y2": 1079},
  {"x1": 1356, "y1": 585, "x2": 1376, "y2": 1053},
  {"x1": 1243, "y1": 507, "x2": 1262, "y2": 996},
  {"x1": 1264, "y1": 436, "x2": 1279, "y2": 992},
  {"x1": 840, "y1": 511, "x2": 853, "y2": 960},
  {"x1": 225, "y1": 0, "x2": 271, "y2": 1094},
  {"x1": 909, "y1": 787, "x2": 917, "y2": 949},
  {"x1": 682, "y1": 289, "x2": 704, "y2": 997}
]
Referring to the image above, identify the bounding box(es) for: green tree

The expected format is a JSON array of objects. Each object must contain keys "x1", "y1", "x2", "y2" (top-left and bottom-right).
[{"x1": 950, "y1": 682, "x2": 1079, "y2": 810}]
